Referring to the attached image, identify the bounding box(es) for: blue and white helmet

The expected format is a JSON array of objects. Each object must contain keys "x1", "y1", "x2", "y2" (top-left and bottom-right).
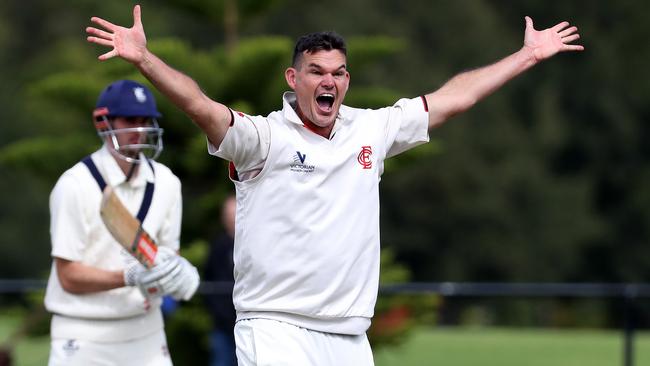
[{"x1": 93, "y1": 80, "x2": 164, "y2": 163}]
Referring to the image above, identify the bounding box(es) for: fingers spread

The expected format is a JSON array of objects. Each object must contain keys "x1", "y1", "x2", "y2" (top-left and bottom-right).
[
  {"x1": 558, "y1": 26, "x2": 578, "y2": 38},
  {"x1": 98, "y1": 49, "x2": 118, "y2": 61},
  {"x1": 133, "y1": 4, "x2": 142, "y2": 26},
  {"x1": 552, "y1": 21, "x2": 570, "y2": 33},
  {"x1": 562, "y1": 34, "x2": 581, "y2": 44},
  {"x1": 86, "y1": 27, "x2": 113, "y2": 40},
  {"x1": 563, "y1": 44, "x2": 585, "y2": 52},
  {"x1": 87, "y1": 36, "x2": 113, "y2": 47},
  {"x1": 524, "y1": 16, "x2": 534, "y2": 30},
  {"x1": 90, "y1": 16, "x2": 117, "y2": 32}
]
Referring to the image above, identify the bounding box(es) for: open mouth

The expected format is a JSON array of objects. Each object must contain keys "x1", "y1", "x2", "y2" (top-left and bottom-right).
[{"x1": 316, "y1": 93, "x2": 335, "y2": 112}]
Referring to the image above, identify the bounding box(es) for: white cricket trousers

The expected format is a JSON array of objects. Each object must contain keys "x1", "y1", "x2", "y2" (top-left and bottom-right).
[
  {"x1": 234, "y1": 318, "x2": 375, "y2": 366},
  {"x1": 48, "y1": 329, "x2": 173, "y2": 366}
]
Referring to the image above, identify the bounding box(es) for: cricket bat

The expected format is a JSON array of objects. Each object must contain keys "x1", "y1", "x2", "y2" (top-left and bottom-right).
[{"x1": 100, "y1": 186, "x2": 158, "y2": 269}]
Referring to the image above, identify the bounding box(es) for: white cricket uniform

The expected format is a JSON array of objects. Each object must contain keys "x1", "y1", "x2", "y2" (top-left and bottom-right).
[
  {"x1": 209, "y1": 92, "x2": 429, "y2": 364},
  {"x1": 44, "y1": 145, "x2": 182, "y2": 366}
]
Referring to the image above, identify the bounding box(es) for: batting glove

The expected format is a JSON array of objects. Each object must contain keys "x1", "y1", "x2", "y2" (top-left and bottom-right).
[
  {"x1": 123, "y1": 260, "x2": 146, "y2": 287},
  {"x1": 135, "y1": 247, "x2": 183, "y2": 299},
  {"x1": 167, "y1": 257, "x2": 200, "y2": 301}
]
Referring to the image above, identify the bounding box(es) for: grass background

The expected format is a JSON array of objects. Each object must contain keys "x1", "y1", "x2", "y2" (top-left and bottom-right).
[
  {"x1": 0, "y1": 314, "x2": 49, "y2": 366},
  {"x1": 3, "y1": 314, "x2": 649, "y2": 366},
  {"x1": 374, "y1": 327, "x2": 650, "y2": 366}
]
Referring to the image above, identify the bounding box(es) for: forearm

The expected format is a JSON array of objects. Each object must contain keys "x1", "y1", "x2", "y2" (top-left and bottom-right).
[
  {"x1": 86, "y1": 6, "x2": 234, "y2": 147},
  {"x1": 136, "y1": 50, "x2": 231, "y2": 146},
  {"x1": 55, "y1": 258, "x2": 125, "y2": 294},
  {"x1": 426, "y1": 46, "x2": 538, "y2": 128}
]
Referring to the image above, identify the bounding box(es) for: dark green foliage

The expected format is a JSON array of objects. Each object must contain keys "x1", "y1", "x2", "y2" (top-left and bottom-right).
[
  {"x1": 0, "y1": 135, "x2": 95, "y2": 183},
  {"x1": 165, "y1": 300, "x2": 212, "y2": 365}
]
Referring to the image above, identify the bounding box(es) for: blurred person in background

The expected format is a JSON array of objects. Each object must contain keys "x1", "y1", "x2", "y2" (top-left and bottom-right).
[
  {"x1": 43, "y1": 79, "x2": 200, "y2": 366},
  {"x1": 204, "y1": 195, "x2": 237, "y2": 366}
]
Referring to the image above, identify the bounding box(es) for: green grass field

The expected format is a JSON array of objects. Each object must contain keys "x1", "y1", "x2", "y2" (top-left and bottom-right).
[
  {"x1": 0, "y1": 315, "x2": 49, "y2": 366},
  {"x1": 374, "y1": 326, "x2": 650, "y2": 366},
  {"x1": 3, "y1": 315, "x2": 649, "y2": 366}
]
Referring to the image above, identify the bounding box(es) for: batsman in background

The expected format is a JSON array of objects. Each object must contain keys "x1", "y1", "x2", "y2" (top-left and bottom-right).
[
  {"x1": 43, "y1": 79, "x2": 200, "y2": 366},
  {"x1": 87, "y1": 5, "x2": 583, "y2": 366}
]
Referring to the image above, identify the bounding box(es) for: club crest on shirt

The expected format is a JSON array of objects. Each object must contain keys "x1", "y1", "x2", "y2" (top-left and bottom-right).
[
  {"x1": 290, "y1": 151, "x2": 315, "y2": 173},
  {"x1": 357, "y1": 146, "x2": 373, "y2": 169},
  {"x1": 62, "y1": 339, "x2": 80, "y2": 356}
]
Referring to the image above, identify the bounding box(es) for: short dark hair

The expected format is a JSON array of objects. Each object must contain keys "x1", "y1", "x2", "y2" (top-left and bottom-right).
[{"x1": 292, "y1": 31, "x2": 347, "y2": 67}]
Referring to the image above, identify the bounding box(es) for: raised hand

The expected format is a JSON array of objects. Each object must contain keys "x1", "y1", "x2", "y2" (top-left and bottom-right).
[
  {"x1": 523, "y1": 16, "x2": 584, "y2": 62},
  {"x1": 86, "y1": 5, "x2": 148, "y2": 64}
]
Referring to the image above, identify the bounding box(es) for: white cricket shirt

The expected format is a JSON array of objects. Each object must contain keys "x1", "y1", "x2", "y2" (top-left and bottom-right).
[
  {"x1": 210, "y1": 92, "x2": 429, "y2": 335},
  {"x1": 44, "y1": 145, "x2": 182, "y2": 342}
]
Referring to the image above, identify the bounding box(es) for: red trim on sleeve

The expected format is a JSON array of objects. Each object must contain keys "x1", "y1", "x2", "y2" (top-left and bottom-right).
[
  {"x1": 229, "y1": 110, "x2": 248, "y2": 127},
  {"x1": 420, "y1": 95, "x2": 429, "y2": 112},
  {"x1": 228, "y1": 161, "x2": 240, "y2": 181}
]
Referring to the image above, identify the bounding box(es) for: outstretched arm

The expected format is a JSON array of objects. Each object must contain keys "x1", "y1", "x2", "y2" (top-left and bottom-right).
[
  {"x1": 86, "y1": 5, "x2": 231, "y2": 147},
  {"x1": 425, "y1": 16, "x2": 584, "y2": 129}
]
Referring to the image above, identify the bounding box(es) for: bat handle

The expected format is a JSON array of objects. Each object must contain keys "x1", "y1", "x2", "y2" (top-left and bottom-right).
[{"x1": 131, "y1": 226, "x2": 158, "y2": 269}]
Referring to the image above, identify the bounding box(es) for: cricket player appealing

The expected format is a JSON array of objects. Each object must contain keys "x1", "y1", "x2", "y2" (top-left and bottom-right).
[
  {"x1": 44, "y1": 79, "x2": 200, "y2": 366},
  {"x1": 86, "y1": 5, "x2": 583, "y2": 365}
]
